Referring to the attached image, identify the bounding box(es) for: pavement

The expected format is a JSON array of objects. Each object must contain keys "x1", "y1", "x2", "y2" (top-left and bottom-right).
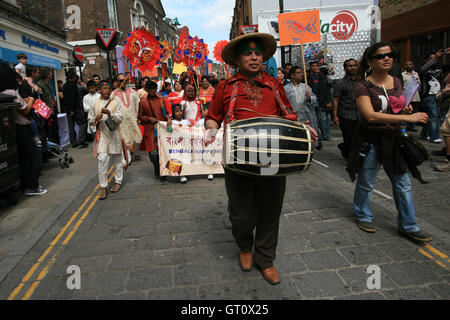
[{"x1": 0, "y1": 125, "x2": 448, "y2": 300}]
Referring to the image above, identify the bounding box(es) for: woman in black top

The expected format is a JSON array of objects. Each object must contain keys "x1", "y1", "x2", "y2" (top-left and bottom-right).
[{"x1": 348, "y1": 42, "x2": 431, "y2": 242}]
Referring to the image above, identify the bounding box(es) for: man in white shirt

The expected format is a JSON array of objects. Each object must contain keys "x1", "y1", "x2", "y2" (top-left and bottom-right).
[
  {"x1": 83, "y1": 81, "x2": 101, "y2": 137},
  {"x1": 402, "y1": 61, "x2": 421, "y2": 131}
]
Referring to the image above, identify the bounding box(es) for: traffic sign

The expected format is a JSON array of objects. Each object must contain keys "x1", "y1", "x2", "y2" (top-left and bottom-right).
[
  {"x1": 96, "y1": 28, "x2": 117, "y2": 48},
  {"x1": 240, "y1": 25, "x2": 258, "y2": 35},
  {"x1": 74, "y1": 46, "x2": 83, "y2": 61}
]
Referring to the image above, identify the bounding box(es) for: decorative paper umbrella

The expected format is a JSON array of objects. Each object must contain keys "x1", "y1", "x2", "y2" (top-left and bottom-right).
[
  {"x1": 213, "y1": 40, "x2": 228, "y2": 64},
  {"x1": 213, "y1": 40, "x2": 231, "y2": 78},
  {"x1": 180, "y1": 35, "x2": 209, "y2": 69},
  {"x1": 123, "y1": 26, "x2": 163, "y2": 74},
  {"x1": 173, "y1": 26, "x2": 190, "y2": 64}
]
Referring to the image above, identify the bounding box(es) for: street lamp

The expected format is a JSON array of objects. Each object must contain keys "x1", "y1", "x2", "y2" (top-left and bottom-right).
[{"x1": 163, "y1": 17, "x2": 181, "y2": 71}]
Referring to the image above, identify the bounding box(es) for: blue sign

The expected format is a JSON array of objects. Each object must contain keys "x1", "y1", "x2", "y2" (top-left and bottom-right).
[
  {"x1": 0, "y1": 46, "x2": 61, "y2": 69},
  {"x1": 0, "y1": 29, "x2": 5, "y2": 40},
  {"x1": 264, "y1": 57, "x2": 277, "y2": 79},
  {"x1": 22, "y1": 35, "x2": 59, "y2": 54}
]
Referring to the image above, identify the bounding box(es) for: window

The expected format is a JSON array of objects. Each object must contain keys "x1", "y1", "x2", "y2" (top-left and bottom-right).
[
  {"x1": 155, "y1": 14, "x2": 159, "y2": 36},
  {"x1": 107, "y1": 0, "x2": 118, "y2": 29}
]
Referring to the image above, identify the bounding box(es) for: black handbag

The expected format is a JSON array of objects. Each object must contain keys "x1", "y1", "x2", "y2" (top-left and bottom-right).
[
  {"x1": 105, "y1": 117, "x2": 116, "y2": 131},
  {"x1": 400, "y1": 134, "x2": 429, "y2": 167}
]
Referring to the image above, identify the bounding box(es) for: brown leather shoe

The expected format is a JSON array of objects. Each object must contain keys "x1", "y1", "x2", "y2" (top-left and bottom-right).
[
  {"x1": 239, "y1": 251, "x2": 253, "y2": 271},
  {"x1": 261, "y1": 266, "x2": 280, "y2": 285}
]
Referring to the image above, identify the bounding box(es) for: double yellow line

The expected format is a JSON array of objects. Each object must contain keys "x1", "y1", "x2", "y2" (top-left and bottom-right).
[
  {"x1": 8, "y1": 166, "x2": 115, "y2": 300},
  {"x1": 418, "y1": 244, "x2": 449, "y2": 270}
]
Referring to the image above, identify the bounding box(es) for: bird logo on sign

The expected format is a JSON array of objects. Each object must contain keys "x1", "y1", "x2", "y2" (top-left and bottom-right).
[{"x1": 283, "y1": 15, "x2": 318, "y2": 44}]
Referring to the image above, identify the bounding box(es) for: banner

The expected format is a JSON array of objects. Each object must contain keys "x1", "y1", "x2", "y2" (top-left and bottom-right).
[
  {"x1": 157, "y1": 122, "x2": 224, "y2": 176},
  {"x1": 278, "y1": 10, "x2": 321, "y2": 45}
]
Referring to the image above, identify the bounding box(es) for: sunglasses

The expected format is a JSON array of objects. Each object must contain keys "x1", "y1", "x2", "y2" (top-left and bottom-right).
[{"x1": 372, "y1": 52, "x2": 395, "y2": 60}]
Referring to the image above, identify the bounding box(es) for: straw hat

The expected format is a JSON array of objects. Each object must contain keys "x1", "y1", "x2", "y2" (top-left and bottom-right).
[{"x1": 222, "y1": 32, "x2": 277, "y2": 67}]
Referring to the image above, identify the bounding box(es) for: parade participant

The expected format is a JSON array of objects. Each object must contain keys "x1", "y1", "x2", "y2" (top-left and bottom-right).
[
  {"x1": 199, "y1": 76, "x2": 215, "y2": 97},
  {"x1": 333, "y1": 58, "x2": 359, "y2": 160},
  {"x1": 138, "y1": 80, "x2": 172, "y2": 185},
  {"x1": 169, "y1": 80, "x2": 184, "y2": 98},
  {"x1": 284, "y1": 66, "x2": 320, "y2": 147},
  {"x1": 91, "y1": 74, "x2": 101, "y2": 86},
  {"x1": 204, "y1": 33, "x2": 318, "y2": 285},
  {"x1": 112, "y1": 77, "x2": 120, "y2": 90},
  {"x1": 307, "y1": 60, "x2": 327, "y2": 148},
  {"x1": 419, "y1": 48, "x2": 450, "y2": 143},
  {"x1": 434, "y1": 72, "x2": 450, "y2": 172},
  {"x1": 88, "y1": 81, "x2": 125, "y2": 200},
  {"x1": 113, "y1": 73, "x2": 142, "y2": 165},
  {"x1": 348, "y1": 42, "x2": 432, "y2": 242},
  {"x1": 0, "y1": 63, "x2": 46, "y2": 196},
  {"x1": 137, "y1": 77, "x2": 150, "y2": 99},
  {"x1": 181, "y1": 84, "x2": 202, "y2": 126},
  {"x1": 171, "y1": 103, "x2": 190, "y2": 184},
  {"x1": 402, "y1": 61, "x2": 421, "y2": 132},
  {"x1": 160, "y1": 81, "x2": 173, "y2": 97},
  {"x1": 83, "y1": 80, "x2": 101, "y2": 137}
]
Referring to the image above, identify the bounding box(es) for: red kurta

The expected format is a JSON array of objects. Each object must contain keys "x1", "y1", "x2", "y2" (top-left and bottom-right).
[
  {"x1": 138, "y1": 95, "x2": 166, "y2": 152},
  {"x1": 205, "y1": 72, "x2": 297, "y2": 126}
]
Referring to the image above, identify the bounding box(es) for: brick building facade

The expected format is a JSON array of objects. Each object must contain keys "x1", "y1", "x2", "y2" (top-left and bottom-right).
[
  {"x1": 230, "y1": 0, "x2": 252, "y2": 39},
  {"x1": 65, "y1": 0, "x2": 179, "y2": 81},
  {"x1": 380, "y1": 0, "x2": 449, "y2": 67}
]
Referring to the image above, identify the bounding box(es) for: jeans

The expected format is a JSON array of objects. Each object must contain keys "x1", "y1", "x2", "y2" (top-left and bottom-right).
[
  {"x1": 353, "y1": 145, "x2": 420, "y2": 232},
  {"x1": 319, "y1": 109, "x2": 332, "y2": 140},
  {"x1": 420, "y1": 96, "x2": 440, "y2": 141}
]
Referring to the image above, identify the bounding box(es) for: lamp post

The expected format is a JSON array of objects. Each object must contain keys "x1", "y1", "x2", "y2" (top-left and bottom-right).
[
  {"x1": 279, "y1": 0, "x2": 285, "y2": 67},
  {"x1": 163, "y1": 17, "x2": 181, "y2": 71}
]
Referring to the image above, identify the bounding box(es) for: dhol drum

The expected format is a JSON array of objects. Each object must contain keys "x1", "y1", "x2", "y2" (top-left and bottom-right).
[{"x1": 223, "y1": 117, "x2": 313, "y2": 176}]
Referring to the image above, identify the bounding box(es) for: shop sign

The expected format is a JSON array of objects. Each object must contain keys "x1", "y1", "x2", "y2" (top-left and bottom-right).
[
  {"x1": 22, "y1": 35, "x2": 59, "y2": 54},
  {"x1": 0, "y1": 29, "x2": 6, "y2": 40}
]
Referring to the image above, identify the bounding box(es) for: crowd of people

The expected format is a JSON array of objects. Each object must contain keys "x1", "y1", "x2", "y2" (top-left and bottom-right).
[
  {"x1": 276, "y1": 47, "x2": 450, "y2": 172},
  {"x1": 1, "y1": 36, "x2": 449, "y2": 286}
]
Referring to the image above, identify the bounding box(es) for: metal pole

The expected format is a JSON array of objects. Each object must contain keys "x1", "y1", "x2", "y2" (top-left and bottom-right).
[
  {"x1": 279, "y1": 0, "x2": 285, "y2": 67},
  {"x1": 78, "y1": 63, "x2": 83, "y2": 82},
  {"x1": 106, "y1": 50, "x2": 112, "y2": 80}
]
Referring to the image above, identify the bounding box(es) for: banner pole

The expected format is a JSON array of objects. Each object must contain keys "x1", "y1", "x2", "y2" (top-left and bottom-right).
[{"x1": 301, "y1": 43, "x2": 309, "y2": 89}]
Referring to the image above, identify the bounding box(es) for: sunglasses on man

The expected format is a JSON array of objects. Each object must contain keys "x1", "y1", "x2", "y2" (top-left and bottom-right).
[{"x1": 372, "y1": 52, "x2": 395, "y2": 60}]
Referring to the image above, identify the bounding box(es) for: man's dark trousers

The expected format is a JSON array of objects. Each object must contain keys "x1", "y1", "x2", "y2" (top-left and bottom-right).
[
  {"x1": 338, "y1": 117, "x2": 358, "y2": 160},
  {"x1": 68, "y1": 109, "x2": 87, "y2": 145},
  {"x1": 224, "y1": 169, "x2": 286, "y2": 269}
]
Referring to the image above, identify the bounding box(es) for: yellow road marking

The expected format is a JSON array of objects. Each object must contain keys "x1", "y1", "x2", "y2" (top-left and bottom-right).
[
  {"x1": 8, "y1": 166, "x2": 114, "y2": 300},
  {"x1": 423, "y1": 244, "x2": 449, "y2": 259},
  {"x1": 418, "y1": 248, "x2": 434, "y2": 260},
  {"x1": 435, "y1": 261, "x2": 448, "y2": 269}
]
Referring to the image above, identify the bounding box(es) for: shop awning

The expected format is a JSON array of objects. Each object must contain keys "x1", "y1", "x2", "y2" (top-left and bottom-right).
[{"x1": 0, "y1": 46, "x2": 61, "y2": 69}]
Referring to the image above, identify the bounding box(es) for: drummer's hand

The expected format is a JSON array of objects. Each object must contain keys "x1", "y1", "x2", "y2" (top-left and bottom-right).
[
  {"x1": 204, "y1": 128, "x2": 218, "y2": 147},
  {"x1": 307, "y1": 125, "x2": 319, "y2": 142}
]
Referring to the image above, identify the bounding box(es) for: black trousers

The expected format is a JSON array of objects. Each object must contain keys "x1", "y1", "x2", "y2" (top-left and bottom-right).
[
  {"x1": 149, "y1": 151, "x2": 160, "y2": 177},
  {"x1": 16, "y1": 124, "x2": 42, "y2": 190},
  {"x1": 68, "y1": 109, "x2": 87, "y2": 145},
  {"x1": 224, "y1": 169, "x2": 286, "y2": 269},
  {"x1": 338, "y1": 117, "x2": 358, "y2": 160}
]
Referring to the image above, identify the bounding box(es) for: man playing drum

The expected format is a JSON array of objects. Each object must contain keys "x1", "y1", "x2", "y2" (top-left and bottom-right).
[{"x1": 204, "y1": 33, "x2": 318, "y2": 285}]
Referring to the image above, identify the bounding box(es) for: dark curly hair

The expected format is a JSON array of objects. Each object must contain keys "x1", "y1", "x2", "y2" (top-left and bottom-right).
[
  {"x1": 356, "y1": 42, "x2": 397, "y2": 80},
  {"x1": 0, "y1": 63, "x2": 19, "y2": 92}
]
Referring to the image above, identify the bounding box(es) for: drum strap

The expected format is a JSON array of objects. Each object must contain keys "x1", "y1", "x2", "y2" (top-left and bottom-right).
[{"x1": 224, "y1": 80, "x2": 295, "y2": 124}]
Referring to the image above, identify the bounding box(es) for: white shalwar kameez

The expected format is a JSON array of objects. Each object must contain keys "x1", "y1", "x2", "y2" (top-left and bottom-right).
[{"x1": 88, "y1": 96, "x2": 125, "y2": 188}]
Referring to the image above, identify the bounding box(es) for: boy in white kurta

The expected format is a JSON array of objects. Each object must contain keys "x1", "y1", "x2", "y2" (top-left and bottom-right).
[
  {"x1": 113, "y1": 74, "x2": 142, "y2": 165},
  {"x1": 88, "y1": 81, "x2": 125, "y2": 200}
]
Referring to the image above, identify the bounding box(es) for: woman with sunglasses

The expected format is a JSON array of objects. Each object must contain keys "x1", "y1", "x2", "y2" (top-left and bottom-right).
[{"x1": 347, "y1": 42, "x2": 432, "y2": 242}]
